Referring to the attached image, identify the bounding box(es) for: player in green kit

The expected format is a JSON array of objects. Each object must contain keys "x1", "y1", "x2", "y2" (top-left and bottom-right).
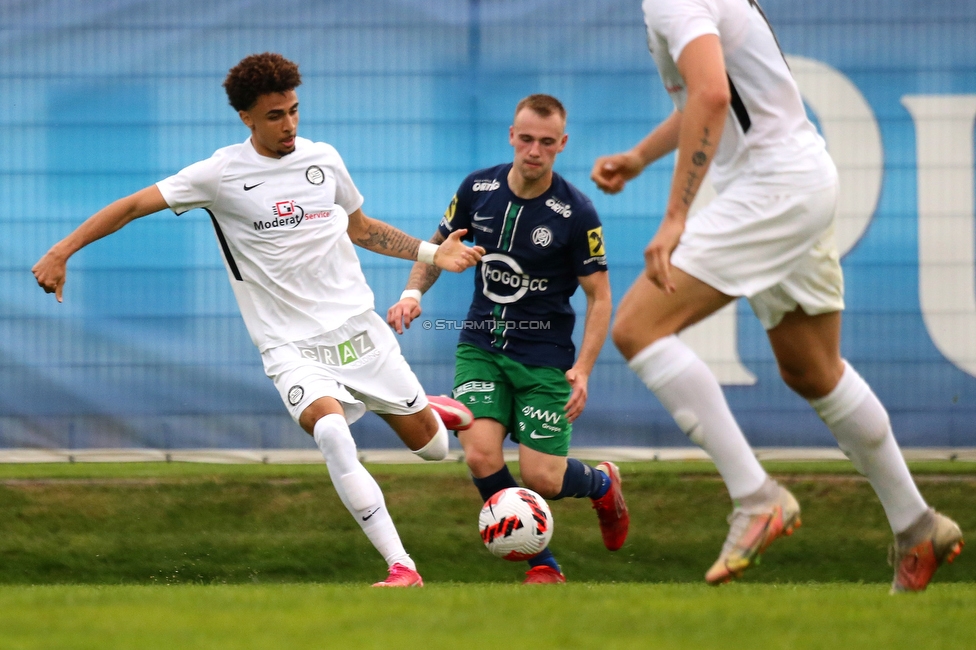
[{"x1": 387, "y1": 95, "x2": 628, "y2": 583}]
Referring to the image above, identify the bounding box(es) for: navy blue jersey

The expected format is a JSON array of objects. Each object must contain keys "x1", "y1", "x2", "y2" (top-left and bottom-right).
[{"x1": 438, "y1": 164, "x2": 608, "y2": 370}]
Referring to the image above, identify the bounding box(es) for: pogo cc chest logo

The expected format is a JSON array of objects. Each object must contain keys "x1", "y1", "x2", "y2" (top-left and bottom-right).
[{"x1": 480, "y1": 253, "x2": 549, "y2": 304}]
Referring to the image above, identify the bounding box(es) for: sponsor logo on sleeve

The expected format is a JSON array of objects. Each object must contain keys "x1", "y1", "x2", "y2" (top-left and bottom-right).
[
  {"x1": 587, "y1": 227, "x2": 605, "y2": 256},
  {"x1": 443, "y1": 195, "x2": 458, "y2": 225}
]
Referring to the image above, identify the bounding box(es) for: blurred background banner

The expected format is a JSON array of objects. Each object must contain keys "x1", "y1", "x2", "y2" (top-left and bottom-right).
[{"x1": 2, "y1": 0, "x2": 974, "y2": 450}]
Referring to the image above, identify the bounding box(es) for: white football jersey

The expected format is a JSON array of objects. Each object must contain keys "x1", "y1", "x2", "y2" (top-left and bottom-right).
[
  {"x1": 156, "y1": 136, "x2": 374, "y2": 352},
  {"x1": 642, "y1": 0, "x2": 833, "y2": 191}
]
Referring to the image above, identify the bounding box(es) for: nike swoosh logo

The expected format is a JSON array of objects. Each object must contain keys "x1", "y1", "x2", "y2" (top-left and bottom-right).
[
  {"x1": 472, "y1": 212, "x2": 492, "y2": 222},
  {"x1": 406, "y1": 393, "x2": 419, "y2": 407},
  {"x1": 243, "y1": 182, "x2": 265, "y2": 191},
  {"x1": 529, "y1": 431, "x2": 555, "y2": 439},
  {"x1": 362, "y1": 507, "x2": 381, "y2": 521}
]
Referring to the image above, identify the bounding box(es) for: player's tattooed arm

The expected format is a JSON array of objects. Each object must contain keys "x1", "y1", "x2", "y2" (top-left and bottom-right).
[
  {"x1": 680, "y1": 129, "x2": 713, "y2": 206},
  {"x1": 406, "y1": 231, "x2": 447, "y2": 293},
  {"x1": 348, "y1": 208, "x2": 483, "y2": 272},
  {"x1": 347, "y1": 210, "x2": 421, "y2": 260}
]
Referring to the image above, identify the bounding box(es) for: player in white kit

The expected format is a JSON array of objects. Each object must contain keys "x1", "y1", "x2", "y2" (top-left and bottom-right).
[
  {"x1": 32, "y1": 53, "x2": 484, "y2": 587},
  {"x1": 591, "y1": 0, "x2": 963, "y2": 591}
]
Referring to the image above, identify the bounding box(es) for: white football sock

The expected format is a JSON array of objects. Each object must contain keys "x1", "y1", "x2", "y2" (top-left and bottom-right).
[
  {"x1": 313, "y1": 414, "x2": 415, "y2": 569},
  {"x1": 412, "y1": 409, "x2": 449, "y2": 461},
  {"x1": 629, "y1": 336, "x2": 767, "y2": 499},
  {"x1": 809, "y1": 361, "x2": 928, "y2": 534}
]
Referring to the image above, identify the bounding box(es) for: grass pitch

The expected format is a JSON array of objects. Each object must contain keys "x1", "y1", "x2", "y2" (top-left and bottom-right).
[
  {"x1": 0, "y1": 460, "x2": 973, "y2": 648},
  {"x1": 0, "y1": 583, "x2": 973, "y2": 649}
]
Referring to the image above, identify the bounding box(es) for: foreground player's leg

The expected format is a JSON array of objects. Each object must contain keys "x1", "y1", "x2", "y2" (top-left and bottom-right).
[
  {"x1": 312, "y1": 413, "x2": 422, "y2": 587},
  {"x1": 808, "y1": 362, "x2": 963, "y2": 592},
  {"x1": 627, "y1": 335, "x2": 800, "y2": 584},
  {"x1": 615, "y1": 272, "x2": 798, "y2": 584},
  {"x1": 770, "y1": 309, "x2": 963, "y2": 592}
]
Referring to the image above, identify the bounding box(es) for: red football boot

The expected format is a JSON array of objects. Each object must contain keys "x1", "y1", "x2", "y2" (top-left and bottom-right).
[{"x1": 591, "y1": 462, "x2": 629, "y2": 551}]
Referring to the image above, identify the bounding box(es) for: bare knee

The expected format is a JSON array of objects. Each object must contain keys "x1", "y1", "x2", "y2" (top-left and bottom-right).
[
  {"x1": 612, "y1": 317, "x2": 658, "y2": 361},
  {"x1": 463, "y1": 446, "x2": 504, "y2": 478},
  {"x1": 778, "y1": 362, "x2": 843, "y2": 400}
]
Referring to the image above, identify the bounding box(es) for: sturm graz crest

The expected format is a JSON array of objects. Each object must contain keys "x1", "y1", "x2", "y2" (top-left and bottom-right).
[
  {"x1": 287, "y1": 385, "x2": 305, "y2": 405},
  {"x1": 305, "y1": 165, "x2": 324, "y2": 185}
]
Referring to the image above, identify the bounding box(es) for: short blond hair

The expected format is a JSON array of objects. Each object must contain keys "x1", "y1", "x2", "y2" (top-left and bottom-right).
[{"x1": 514, "y1": 94, "x2": 566, "y2": 121}]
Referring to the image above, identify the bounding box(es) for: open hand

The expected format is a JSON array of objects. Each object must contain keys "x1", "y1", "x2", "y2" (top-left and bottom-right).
[{"x1": 434, "y1": 229, "x2": 485, "y2": 272}]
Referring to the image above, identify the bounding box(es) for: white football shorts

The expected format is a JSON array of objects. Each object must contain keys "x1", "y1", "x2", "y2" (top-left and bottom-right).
[
  {"x1": 671, "y1": 174, "x2": 844, "y2": 330},
  {"x1": 262, "y1": 310, "x2": 429, "y2": 425}
]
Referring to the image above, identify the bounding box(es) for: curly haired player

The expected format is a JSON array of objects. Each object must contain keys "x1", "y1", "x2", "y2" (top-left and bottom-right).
[{"x1": 33, "y1": 52, "x2": 484, "y2": 588}]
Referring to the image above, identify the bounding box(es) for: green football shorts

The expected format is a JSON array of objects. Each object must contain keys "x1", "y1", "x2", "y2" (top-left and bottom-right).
[{"x1": 452, "y1": 343, "x2": 572, "y2": 456}]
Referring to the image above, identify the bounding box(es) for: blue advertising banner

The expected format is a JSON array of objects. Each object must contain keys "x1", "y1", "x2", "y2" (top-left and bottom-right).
[{"x1": 1, "y1": 0, "x2": 974, "y2": 449}]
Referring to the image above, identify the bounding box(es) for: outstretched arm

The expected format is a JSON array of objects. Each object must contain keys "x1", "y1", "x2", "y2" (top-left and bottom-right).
[
  {"x1": 386, "y1": 230, "x2": 448, "y2": 335},
  {"x1": 32, "y1": 185, "x2": 169, "y2": 302},
  {"x1": 346, "y1": 208, "x2": 482, "y2": 272},
  {"x1": 564, "y1": 270, "x2": 612, "y2": 422}
]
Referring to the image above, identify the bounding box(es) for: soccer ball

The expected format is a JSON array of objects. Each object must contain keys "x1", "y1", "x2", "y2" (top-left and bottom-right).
[{"x1": 478, "y1": 487, "x2": 554, "y2": 561}]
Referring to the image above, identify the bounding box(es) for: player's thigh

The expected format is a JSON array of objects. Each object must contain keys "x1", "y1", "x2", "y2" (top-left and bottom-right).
[
  {"x1": 612, "y1": 269, "x2": 733, "y2": 360},
  {"x1": 766, "y1": 308, "x2": 844, "y2": 399},
  {"x1": 452, "y1": 344, "x2": 515, "y2": 429},
  {"x1": 518, "y1": 444, "x2": 568, "y2": 498},
  {"x1": 509, "y1": 363, "x2": 573, "y2": 458}
]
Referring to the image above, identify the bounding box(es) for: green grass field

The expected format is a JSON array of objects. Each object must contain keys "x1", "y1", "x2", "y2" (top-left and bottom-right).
[{"x1": 1, "y1": 460, "x2": 973, "y2": 648}]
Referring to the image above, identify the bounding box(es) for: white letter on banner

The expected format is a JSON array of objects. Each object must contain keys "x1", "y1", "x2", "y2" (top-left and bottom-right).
[
  {"x1": 901, "y1": 95, "x2": 976, "y2": 378},
  {"x1": 680, "y1": 56, "x2": 883, "y2": 385}
]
